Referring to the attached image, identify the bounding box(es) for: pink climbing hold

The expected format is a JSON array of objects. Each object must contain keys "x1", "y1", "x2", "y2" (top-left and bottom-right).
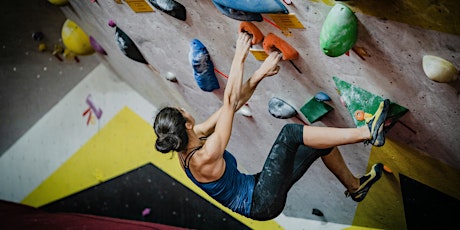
[
  {"x1": 142, "y1": 208, "x2": 151, "y2": 216},
  {"x1": 108, "y1": 20, "x2": 116, "y2": 28}
]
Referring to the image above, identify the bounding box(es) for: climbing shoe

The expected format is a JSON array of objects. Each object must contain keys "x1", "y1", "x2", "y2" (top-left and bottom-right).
[
  {"x1": 364, "y1": 99, "x2": 390, "y2": 147},
  {"x1": 345, "y1": 163, "x2": 383, "y2": 202}
]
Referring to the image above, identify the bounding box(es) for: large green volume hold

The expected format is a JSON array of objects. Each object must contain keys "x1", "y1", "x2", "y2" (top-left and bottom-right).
[{"x1": 320, "y1": 3, "x2": 358, "y2": 57}]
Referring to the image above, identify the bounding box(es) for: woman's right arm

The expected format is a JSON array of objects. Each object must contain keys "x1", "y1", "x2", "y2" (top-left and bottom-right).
[
  {"x1": 202, "y1": 33, "x2": 251, "y2": 156},
  {"x1": 195, "y1": 51, "x2": 282, "y2": 138}
]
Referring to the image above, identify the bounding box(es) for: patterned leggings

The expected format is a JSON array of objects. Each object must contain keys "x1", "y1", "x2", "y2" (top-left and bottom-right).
[{"x1": 249, "y1": 124, "x2": 332, "y2": 220}]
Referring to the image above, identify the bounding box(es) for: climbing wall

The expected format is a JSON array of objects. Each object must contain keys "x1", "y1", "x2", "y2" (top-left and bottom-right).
[
  {"x1": 62, "y1": 0, "x2": 460, "y2": 169},
  {"x1": 2, "y1": 0, "x2": 459, "y2": 229}
]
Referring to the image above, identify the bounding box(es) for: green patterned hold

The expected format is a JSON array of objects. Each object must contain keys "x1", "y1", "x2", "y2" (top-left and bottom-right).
[
  {"x1": 333, "y1": 76, "x2": 408, "y2": 129},
  {"x1": 320, "y1": 3, "x2": 358, "y2": 57}
]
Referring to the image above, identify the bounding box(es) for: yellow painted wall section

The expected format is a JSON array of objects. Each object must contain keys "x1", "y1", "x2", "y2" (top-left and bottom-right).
[{"x1": 352, "y1": 139, "x2": 460, "y2": 229}]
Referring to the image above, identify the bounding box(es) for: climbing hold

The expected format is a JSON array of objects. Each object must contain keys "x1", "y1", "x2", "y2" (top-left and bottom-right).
[
  {"x1": 314, "y1": 92, "x2": 331, "y2": 102},
  {"x1": 109, "y1": 20, "x2": 149, "y2": 64},
  {"x1": 212, "y1": 0, "x2": 263, "y2": 22},
  {"x1": 89, "y1": 36, "x2": 107, "y2": 55},
  {"x1": 268, "y1": 97, "x2": 297, "y2": 119},
  {"x1": 263, "y1": 33, "x2": 299, "y2": 60},
  {"x1": 61, "y1": 19, "x2": 95, "y2": 55},
  {"x1": 239, "y1": 22, "x2": 264, "y2": 45},
  {"x1": 339, "y1": 96, "x2": 347, "y2": 108},
  {"x1": 142, "y1": 208, "x2": 151, "y2": 216},
  {"x1": 353, "y1": 46, "x2": 370, "y2": 58},
  {"x1": 38, "y1": 43, "x2": 47, "y2": 52},
  {"x1": 32, "y1": 32, "x2": 44, "y2": 41},
  {"x1": 300, "y1": 97, "x2": 334, "y2": 123},
  {"x1": 422, "y1": 55, "x2": 458, "y2": 83},
  {"x1": 189, "y1": 39, "x2": 220, "y2": 92},
  {"x1": 238, "y1": 104, "x2": 252, "y2": 117},
  {"x1": 164, "y1": 71, "x2": 177, "y2": 82},
  {"x1": 108, "y1": 20, "x2": 116, "y2": 28},
  {"x1": 320, "y1": 3, "x2": 358, "y2": 57},
  {"x1": 354, "y1": 110, "x2": 365, "y2": 121},
  {"x1": 147, "y1": 0, "x2": 187, "y2": 21},
  {"x1": 383, "y1": 165, "x2": 393, "y2": 173},
  {"x1": 48, "y1": 0, "x2": 69, "y2": 6},
  {"x1": 212, "y1": 0, "x2": 288, "y2": 14},
  {"x1": 63, "y1": 48, "x2": 75, "y2": 59},
  {"x1": 312, "y1": 208, "x2": 324, "y2": 217}
]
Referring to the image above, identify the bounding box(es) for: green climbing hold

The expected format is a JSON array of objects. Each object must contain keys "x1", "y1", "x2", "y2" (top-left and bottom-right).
[
  {"x1": 333, "y1": 76, "x2": 408, "y2": 130},
  {"x1": 320, "y1": 3, "x2": 358, "y2": 57}
]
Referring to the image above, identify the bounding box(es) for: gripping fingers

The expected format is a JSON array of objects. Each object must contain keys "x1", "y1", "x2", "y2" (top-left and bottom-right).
[{"x1": 235, "y1": 32, "x2": 252, "y2": 59}]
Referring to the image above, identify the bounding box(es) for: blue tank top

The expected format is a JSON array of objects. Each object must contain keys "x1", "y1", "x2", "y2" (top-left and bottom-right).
[{"x1": 184, "y1": 150, "x2": 255, "y2": 216}]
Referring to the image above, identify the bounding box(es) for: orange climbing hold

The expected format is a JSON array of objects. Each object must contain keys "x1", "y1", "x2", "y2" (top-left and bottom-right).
[
  {"x1": 354, "y1": 110, "x2": 365, "y2": 121},
  {"x1": 239, "y1": 22, "x2": 264, "y2": 45},
  {"x1": 263, "y1": 33, "x2": 299, "y2": 60},
  {"x1": 383, "y1": 165, "x2": 393, "y2": 173}
]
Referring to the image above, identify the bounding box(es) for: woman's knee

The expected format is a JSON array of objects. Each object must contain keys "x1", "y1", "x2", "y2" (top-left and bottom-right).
[{"x1": 277, "y1": 124, "x2": 304, "y2": 145}]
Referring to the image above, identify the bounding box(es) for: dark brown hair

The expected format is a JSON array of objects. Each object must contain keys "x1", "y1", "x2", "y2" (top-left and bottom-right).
[{"x1": 153, "y1": 107, "x2": 189, "y2": 153}]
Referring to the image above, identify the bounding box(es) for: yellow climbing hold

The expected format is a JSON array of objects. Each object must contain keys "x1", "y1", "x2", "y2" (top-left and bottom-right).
[
  {"x1": 61, "y1": 19, "x2": 95, "y2": 56},
  {"x1": 48, "y1": 0, "x2": 69, "y2": 6}
]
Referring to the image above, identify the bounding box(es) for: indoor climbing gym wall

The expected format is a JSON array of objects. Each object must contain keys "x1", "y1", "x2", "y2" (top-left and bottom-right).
[{"x1": 1, "y1": 0, "x2": 459, "y2": 229}]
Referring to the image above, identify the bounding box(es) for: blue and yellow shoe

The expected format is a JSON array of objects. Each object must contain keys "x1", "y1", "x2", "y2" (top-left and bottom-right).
[
  {"x1": 364, "y1": 99, "x2": 390, "y2": 147},
  {"x1": 345, "y1": 163, "x2": 383, "y2": 202}
]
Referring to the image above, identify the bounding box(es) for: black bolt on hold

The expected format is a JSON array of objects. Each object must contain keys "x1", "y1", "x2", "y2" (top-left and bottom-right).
[{"x1": 312, "y1": 208, "x2": 324, "y2": 216}]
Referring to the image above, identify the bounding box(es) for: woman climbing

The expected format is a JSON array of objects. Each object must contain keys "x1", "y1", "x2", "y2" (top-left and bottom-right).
[{"x1": 153, "y1": 32, "x2": 389, "y2": 220}]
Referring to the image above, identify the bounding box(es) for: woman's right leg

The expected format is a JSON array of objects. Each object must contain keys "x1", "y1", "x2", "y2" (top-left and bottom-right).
[{"x1": 321, "y1": 147, "x2": 360, "y2": 192}]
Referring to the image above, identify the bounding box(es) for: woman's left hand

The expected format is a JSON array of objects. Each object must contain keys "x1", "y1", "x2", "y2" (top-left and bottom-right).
[{"x1": 234, "y1": 32, "x2": 252, "y2": 62}]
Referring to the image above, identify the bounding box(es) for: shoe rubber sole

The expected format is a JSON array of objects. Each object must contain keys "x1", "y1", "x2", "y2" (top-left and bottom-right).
[
  {"x1": 345, "y1": 163, "x2": 383, "y2": 202},
  {"x1": 366, "y1": 99, "x2": 390, "y2": 147}
]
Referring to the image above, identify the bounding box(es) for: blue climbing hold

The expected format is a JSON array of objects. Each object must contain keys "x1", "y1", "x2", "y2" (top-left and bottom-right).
[
  {"x1": 314, "y1": 92, "x2": 331, "y2": 102},
  {"x1": 212, "y1": 0, "x2": 288, "y2": 14},
  {"x1": 189, "y1": 39, "x2": 220, "y2": 92},
  {"x1": 212, "y1": 0, "x2": 262, "y2": 22}
]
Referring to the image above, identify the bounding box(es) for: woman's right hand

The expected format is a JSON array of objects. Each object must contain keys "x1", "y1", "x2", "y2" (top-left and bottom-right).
[{"x1": 258, "y1": 51, "x2": 283, "y2": 77}]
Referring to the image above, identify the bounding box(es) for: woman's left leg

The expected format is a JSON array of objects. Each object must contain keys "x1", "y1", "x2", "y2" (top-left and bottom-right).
[
  {"x1": 302, "y1": 125, "x2": 370, "y2": 149},
  {"x1": 250, "y1": 124, "x2": 331, "y2": 220}
]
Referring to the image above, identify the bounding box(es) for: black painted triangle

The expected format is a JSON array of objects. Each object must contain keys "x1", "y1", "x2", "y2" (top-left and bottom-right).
[
  {"x1": 400, "y1": 173, "x2": 460, "y2": 230},
  {"x1": 40, "y1": 163, "x2": 250, "y2": 230}
]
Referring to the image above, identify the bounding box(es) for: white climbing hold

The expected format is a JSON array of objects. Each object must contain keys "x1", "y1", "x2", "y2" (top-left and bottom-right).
[
  {"x1": 164, "y1": 71, "x2": 177, "y2": 82},
  {"x1": 238, "y1": 105, "x2": 252, "y2": 117},
  {"x1": 422, "y1": 55, "x2": 458, "y2": 83}
]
